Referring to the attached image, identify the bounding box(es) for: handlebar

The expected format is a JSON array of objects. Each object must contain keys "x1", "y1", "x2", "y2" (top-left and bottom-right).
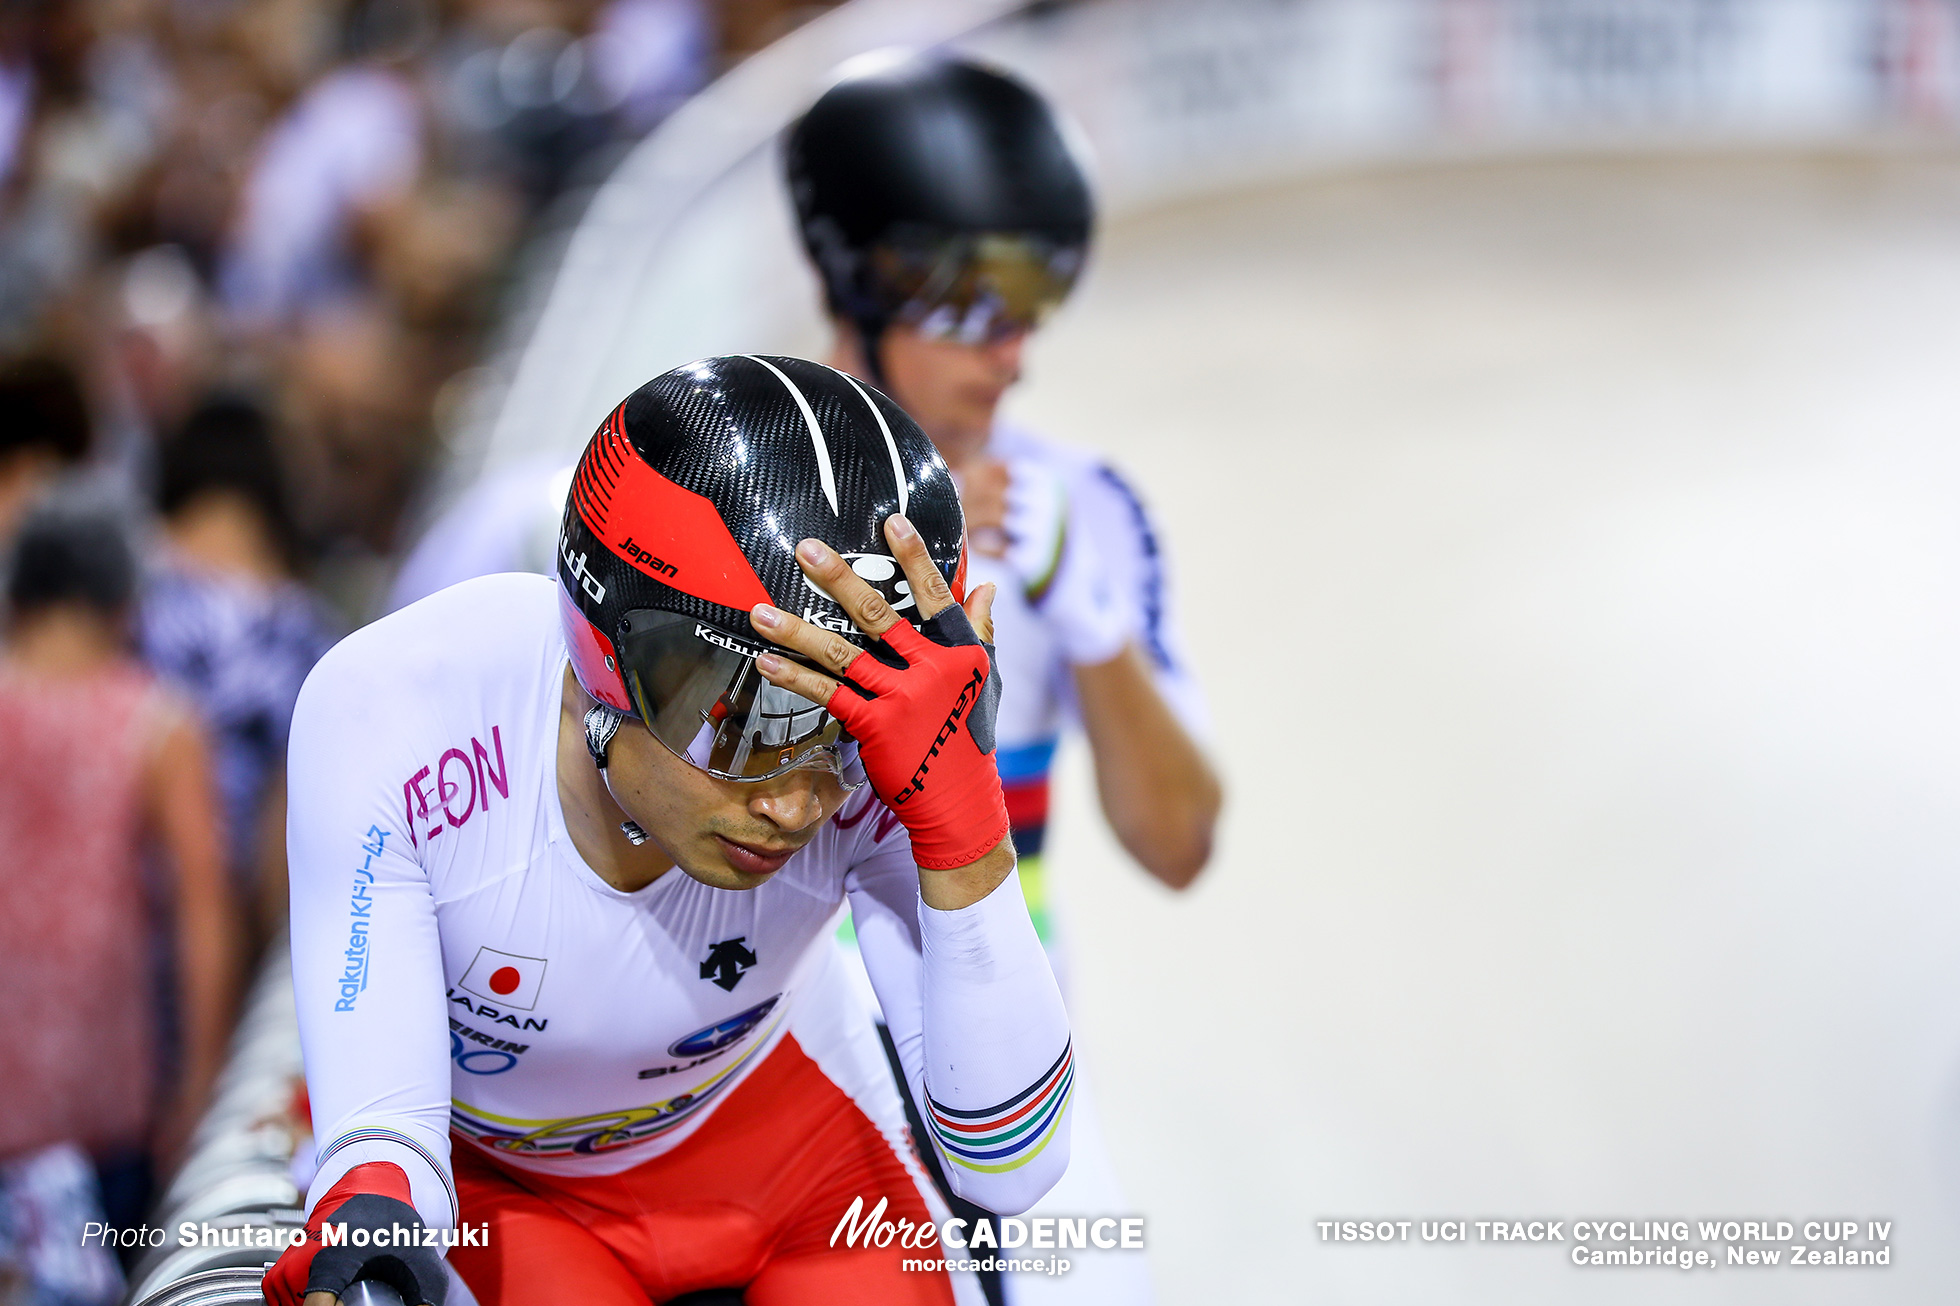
[{"x1": 125, "y1": 1266, "x2": 411, "y2": 1306}]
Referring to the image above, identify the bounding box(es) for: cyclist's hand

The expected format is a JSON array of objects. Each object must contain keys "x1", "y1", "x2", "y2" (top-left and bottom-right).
[
  {"x1": 749, "y1": 514, "x2": 1008, "y2": 872},
  {"x1": 263, "y1": 1164, "x2": 446, "y2": 1306},
  {"x1": 953, "y1": 456, "x2": 1011, "y2": 558}
]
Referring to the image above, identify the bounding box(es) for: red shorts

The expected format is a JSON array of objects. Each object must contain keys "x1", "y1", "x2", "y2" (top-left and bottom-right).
[{"x1": 449, "y1": 1034, "x2": 956, "y2": 1305}]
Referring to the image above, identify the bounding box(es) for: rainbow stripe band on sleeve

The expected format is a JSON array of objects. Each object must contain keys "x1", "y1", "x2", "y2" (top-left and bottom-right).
[
  {"x1": 315, "y1": 1126, "x2": 459, "y2": 1222},
  {"x1": 925, "y1": 1040, "x2": 1073, "y2": 1174}
]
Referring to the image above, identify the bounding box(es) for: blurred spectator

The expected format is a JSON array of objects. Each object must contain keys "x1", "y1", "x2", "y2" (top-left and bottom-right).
[
  {"x1": 282, "y1": 300, "x2": 432, "y2": 579},
  {"x1": 0, "y1": 354, "x2": 90, "y2": 549},
  {"x1": 141, "y1": 396, "x2": 335, "y2": 954},
  {"x1": 593, "y1": 0, "x2": 712, "y2": 133},
  {"x1": 0, "y1": 1142, "x2": 122, "y2": 1305},
  {"x1": 110, "y1": 246, "x2": 216, "y2": 441},
  {"x1": 0, "y1": 3, "x2": 838, "y2": 1267},
  {"x1": 1, "y1": 0, "x2": 828, "y2": 622},
  {"x1": 218, "y1": 44, "x2": 422, "y2": 326},
  {"x1": 82, "y1": 244, "x2": 220, "y2": 507},
  {"x1": 0, "y1": 0, "x2": 98, "y2": 350},
  {"x1": 0, "y1": 499, "x2": 236, "y2": 1273}
]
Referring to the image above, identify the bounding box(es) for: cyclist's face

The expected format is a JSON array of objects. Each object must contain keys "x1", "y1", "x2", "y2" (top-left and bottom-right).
[
  {"x1": 875, "y1": 324, "x2": 1027, "y2": 468},
  {"x1": 603, "y1": 716, "x2": 853, "y2": 891}
]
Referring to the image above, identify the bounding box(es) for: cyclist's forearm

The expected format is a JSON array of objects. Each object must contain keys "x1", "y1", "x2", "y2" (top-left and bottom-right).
[
  {"x1": 916, "y1": 832, "x2": 1015, "y2": 909},
  {"x1": 1073, "y1": 642, "x2": 1222, "y2": 888},
  {"x1": 913, "y1": 870, "x2": 1072, "y2": 1214}
]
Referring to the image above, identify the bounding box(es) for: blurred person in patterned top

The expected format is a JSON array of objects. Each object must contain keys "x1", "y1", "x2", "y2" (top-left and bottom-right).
[
  {"x1": 140, "y1": 394, "x2": 337, "y2": 955},
  {"x1": 0, "y1": 496, "x2": 237, "y2": 1277}
]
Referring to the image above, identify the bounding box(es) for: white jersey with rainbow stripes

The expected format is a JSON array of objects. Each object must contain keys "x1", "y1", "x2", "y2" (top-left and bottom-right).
[{"x1": 970, "y1": 421, "x2": 1211, "y2": 950}]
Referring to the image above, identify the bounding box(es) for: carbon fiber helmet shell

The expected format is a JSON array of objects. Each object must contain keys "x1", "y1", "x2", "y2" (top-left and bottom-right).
[
  {"x1": 557, "y1": 355, "x2": 966, "y2": 715},
  {"x1": 784, "y1": 54, "x2": 1093, "y2": 322}
]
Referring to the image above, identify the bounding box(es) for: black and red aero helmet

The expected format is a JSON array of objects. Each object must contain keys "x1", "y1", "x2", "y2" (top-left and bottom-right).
[{"x1": 557, "y1": 356, "x2": 965, "y2": 763}]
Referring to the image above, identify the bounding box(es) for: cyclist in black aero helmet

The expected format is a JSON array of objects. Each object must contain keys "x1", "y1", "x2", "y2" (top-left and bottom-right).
[
  {"x1": 787, "y1": 56, "x2": 1092, "y2": 382},
  {"x1": 272, "y1": 356, "x2": 1067, "y2": 1306},
  {"x1": 790, "y1": 54, "x2": 1223, "y2": 1306}
]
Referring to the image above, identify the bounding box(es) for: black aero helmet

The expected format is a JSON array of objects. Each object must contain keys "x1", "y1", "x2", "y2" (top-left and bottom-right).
[
  {"x1": 785, "y1": 54, "x2": 1093, "y2": 354},
  {"x1": 558, "y1": 355, "x2": 966, "y2": 782}
]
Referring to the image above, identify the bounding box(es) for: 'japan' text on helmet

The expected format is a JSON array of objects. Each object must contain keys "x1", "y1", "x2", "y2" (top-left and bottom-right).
[
  {"x1": 557, "y1": 356, "x2": 965, "y2": 780},
  {"x1": 784, "y1": 54, "x2": 1094, "y2": 348}
]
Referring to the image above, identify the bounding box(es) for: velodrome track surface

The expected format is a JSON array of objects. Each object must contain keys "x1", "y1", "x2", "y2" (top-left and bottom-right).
[{"x1": 1007, "y1": 151, "x2": 1960, "y2": 1303}]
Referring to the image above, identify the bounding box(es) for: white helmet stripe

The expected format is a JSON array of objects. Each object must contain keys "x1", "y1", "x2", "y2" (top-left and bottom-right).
[
  {"x1": 836, "y1": 369, "x2": 908, "y2": 516},
  {"x1": 744, "y1": 355, "x2": 838, "y2": 515}
]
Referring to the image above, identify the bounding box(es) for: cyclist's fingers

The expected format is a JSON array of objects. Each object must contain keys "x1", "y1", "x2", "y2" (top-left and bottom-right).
[
  {"x1": 964, "y1": 581, "x2": 997, "y2": 645},
  {"x1": 885, "y1": 514, "x2": 954, "y2": 621},
  {"x1": 754, "y1": 649, "x2": 842, "y2": 709},
  {"x1": 750, "y1": 602, "x2": 860, "y2": 678},
  {"x1": 795, "y1": 537, "x2": 900, "y2": 638}
]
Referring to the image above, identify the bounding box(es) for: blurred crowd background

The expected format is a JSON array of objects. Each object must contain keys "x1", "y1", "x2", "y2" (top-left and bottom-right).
[
  {"x1": 9, "y1": 0, "x2": 1960, "y2": 1302},
  {"x1": 1, "y1": 0, "x2": 850, "y2": 605},
  {"x1": 0, "y1": 0, "x2": 842, "y2": 1298}
]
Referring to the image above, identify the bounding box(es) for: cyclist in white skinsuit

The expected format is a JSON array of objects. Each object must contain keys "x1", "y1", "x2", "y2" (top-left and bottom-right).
[
  {"x1": 391, "y1": 56, "x2": 1221, "y2": 1306},
  {"x1": 790, "y1": 58, "x2": 1223, "y2": 1306},
  {"x1": 294, "y1": 574, "x2": 1032, "y2": 1199},
  {"x1": 270, "y1": 358, "x2": 1071, "y2": 1306},
  {"x1": 385, "y1": 452, "x2": 1200, "y2": 1306}
]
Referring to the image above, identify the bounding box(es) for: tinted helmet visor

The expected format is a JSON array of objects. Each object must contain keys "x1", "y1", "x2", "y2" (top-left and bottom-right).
[
  {"x1": 616, "y1": 609, "x2": 863, "y2": 787},
  {"x1": 867, "y1": 230, "x2": 1085, "y2": 345}
]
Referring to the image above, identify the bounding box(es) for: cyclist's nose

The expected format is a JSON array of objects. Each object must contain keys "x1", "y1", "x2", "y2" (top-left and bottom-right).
[
  {"x1": 985, "y1": 330, "x2": 1027, "y2": 379},
  {"x1": 748, "y1": 772, "x2": 832, "y2": 833}
]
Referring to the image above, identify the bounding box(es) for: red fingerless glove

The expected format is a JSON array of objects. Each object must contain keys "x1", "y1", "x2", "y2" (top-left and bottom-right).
[
  {"x1": 263, "y1": 1162, "x2": 438, "y2": 1306},
  {"x1": 830, "y1": 606, "x2": 1009, "y2": 870}
]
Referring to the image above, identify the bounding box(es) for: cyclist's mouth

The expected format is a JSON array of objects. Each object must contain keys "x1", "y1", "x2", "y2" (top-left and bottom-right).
[{"x1": 714, "y1": 834, "x2": 798, "y2": 876}]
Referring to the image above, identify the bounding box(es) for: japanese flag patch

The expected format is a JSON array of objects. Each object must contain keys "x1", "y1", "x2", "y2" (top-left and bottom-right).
[{"x1": 459, "y1": 948, "x2": 548, "y2": 1011}]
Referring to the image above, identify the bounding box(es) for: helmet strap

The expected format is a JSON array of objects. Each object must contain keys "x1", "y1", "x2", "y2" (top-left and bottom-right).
[{"x1": 582, "y1": 703, "x2": 652, "y2": 845}]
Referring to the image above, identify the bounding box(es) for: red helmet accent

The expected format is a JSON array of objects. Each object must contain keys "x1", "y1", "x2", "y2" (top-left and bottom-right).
[
  {"x1": 951, "y1": 539, "x2": 968, "y2": 604},
  {"x1": 558, "y1": 584, "x2": 633, "y2": 712},
  {"x1": 572, "y1": 409, "x2": 774, "y2": 612}
]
